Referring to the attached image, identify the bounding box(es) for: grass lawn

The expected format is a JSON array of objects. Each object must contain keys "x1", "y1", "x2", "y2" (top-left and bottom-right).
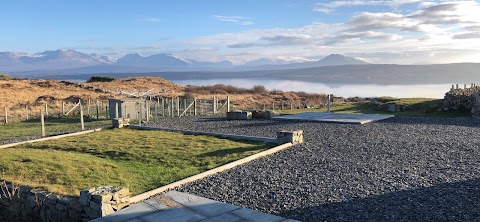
[
  {"x1": 0, "y1": 128, "x2": 273, "y2": 196},
  {"x1": 278, "y1": 98, "x2": 470, "y2": 117},
  {"x1": 0, "y1": 117, "x2": 112, "y2": 142}
]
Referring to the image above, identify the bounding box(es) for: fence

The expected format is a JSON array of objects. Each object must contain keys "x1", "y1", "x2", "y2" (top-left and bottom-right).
[{"x1": 111, "y1": 96, "x2": 231, "y2": 121}]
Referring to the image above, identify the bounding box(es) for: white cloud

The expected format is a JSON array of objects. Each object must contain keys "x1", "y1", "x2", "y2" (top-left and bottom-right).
[
  {"x1": 212, "y1": 15, "x2": 254, "y2": 26},
  {"x1": 139, "y1": 18, "x2": 160, "y2": 22},
  {"x1": 314, "y1": 0, "x2": 424, "y2": 13}
]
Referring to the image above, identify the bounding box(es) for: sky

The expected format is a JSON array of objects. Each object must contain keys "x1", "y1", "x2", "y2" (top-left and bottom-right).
[{"x1": 1, "y1": 0, "x2": 480, "y2": 64}]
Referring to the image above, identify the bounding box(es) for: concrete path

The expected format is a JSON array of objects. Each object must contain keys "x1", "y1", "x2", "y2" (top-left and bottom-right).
[
  {"x1": 90, "y1": 191, "x2": 300, "y2": 222},
  {"x1": 273, "y1": 112, "x2": 394, "y2": 124}
]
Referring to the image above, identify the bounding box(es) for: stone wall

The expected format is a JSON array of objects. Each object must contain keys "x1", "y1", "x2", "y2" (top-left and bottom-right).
[
  {"x1": 0, "y1": 181, "x2": 130, "y2": 222},
  {"x1": 443, "y1": 85, "x2": 480, "y2": 111}
]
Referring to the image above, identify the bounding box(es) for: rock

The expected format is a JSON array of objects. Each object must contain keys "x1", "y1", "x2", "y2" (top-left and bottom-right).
[
  {"x1": 227, "y1": 111, "x2": 252, "y2": 120},
  {"x1": 387, "y1": 104, "x2": 397, "y2": 112}
]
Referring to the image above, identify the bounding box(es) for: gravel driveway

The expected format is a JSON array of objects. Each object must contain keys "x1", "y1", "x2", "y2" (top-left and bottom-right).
[{"x1": 147, "y1": 115, "x2": 480, "y2": 222}]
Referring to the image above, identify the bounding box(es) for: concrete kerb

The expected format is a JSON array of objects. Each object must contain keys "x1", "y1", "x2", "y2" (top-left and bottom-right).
[
  {"x1": 129, "y1": 142, "x2": 294, "y2": 203},
  {"x1": 0, "y1": 127, "x2": 106, "y2": 149},
  {"x1": 129, "y1": 125, "x2": 278, "y2": 144}
]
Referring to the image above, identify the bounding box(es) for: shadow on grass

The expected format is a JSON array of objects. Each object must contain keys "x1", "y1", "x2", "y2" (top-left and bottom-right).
[
  {"x1": 197, "y1": 144, "x2": 271, "y2": 157},
  {"x1": 279, "y1": 178, "x2": 480, "y2": 222}
]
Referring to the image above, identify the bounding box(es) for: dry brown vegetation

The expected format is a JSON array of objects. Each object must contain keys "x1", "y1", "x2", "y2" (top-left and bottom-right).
[{"x1": 0, "y1": 76, "x2": 326, "y2": 121}]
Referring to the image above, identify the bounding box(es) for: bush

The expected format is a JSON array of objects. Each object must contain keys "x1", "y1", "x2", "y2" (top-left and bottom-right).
[
  {"x1": 252, "y1": 85, "x2": 267, "y2": 94},
  {"x1": 0, "y1": 73, "x2": 12, "y2": 80},
  {"x1": 86, "y1": 76, "x2": 115, "y2": 83}
]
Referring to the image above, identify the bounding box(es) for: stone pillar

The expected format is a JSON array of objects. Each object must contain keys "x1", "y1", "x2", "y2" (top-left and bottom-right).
[
  {"x1": 276, "y1": 130, "x2": 304, "y2": 145},
  {"x1": 472, "y1": 93, "x2": 480, "y2": 118},
  {"x1": 79, "y1": 186, "x2": 130, "y2": 221}
]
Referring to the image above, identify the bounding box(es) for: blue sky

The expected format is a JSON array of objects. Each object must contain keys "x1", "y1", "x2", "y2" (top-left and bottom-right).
[{"x1": 1, "y1": 0, "x2": 480, "y2": 64}]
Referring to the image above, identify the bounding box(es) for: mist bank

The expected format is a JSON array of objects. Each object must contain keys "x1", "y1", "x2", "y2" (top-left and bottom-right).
[{"x1": 11, "y1": 63, "x2": 480, "y2": 85}]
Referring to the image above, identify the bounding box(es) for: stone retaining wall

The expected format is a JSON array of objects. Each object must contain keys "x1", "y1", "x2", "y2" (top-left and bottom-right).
[
  {"x1": 443, "y1": 86, "x2": 480, "y2": 111},
  {"x1": 0, "y1": 181, "x2": 129, "y2": 222}
]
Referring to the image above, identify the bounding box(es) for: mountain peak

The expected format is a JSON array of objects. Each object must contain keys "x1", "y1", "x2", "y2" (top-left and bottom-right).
[{"x1": 317, "y1": 54, "x2": 368, "y2": 66}]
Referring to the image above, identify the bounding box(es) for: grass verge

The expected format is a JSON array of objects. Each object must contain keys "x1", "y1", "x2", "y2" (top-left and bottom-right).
[
  {"x1": 0, "y1": 128, "x2": 273, "y2": 196},
  {"x1": 278, "y1": 98, "x2": 470, "y2": 117},
  {"x1": 0, "y1": 117, "x2": 112, "y2": 142}
]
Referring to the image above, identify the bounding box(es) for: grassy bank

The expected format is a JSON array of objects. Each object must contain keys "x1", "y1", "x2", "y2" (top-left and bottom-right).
[
  {"x1": 0, "y1": 129, "x2": 273, "y2": 196},
  {"x1": 0, "y1": 117, "x2": 112, "y2": 142},
  {"x1": 278, "y1": 98, "x2": 470, "y2": 117}
]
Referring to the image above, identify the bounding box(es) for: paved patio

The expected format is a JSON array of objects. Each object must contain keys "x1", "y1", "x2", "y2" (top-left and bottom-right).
[
  {"x1": 273, "y1": 112, "x2": 394, "y2": 124},
  {"x1": 91, "y1": 191, "x2": 300, "y2": 222}
]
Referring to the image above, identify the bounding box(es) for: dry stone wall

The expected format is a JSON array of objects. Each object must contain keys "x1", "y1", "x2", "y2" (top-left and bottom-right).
[
  {"x1": 0, "y1": 181, "x2": 130, "y2": 222},
  {"x1": 443, "y1": 85, "x2": 480, "y2": 111}
]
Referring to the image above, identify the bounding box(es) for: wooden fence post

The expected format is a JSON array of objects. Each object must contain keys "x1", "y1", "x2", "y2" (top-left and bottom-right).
[
  {"x1": 115, "y1": 103, "x2": 119, "y2": 118},
  {"x1": 41, "y1": 110, "x2": 45, "y2": 136},
  {"x1": 87, "y1": 99, "x2": 91, "y2": 116},
  {"x1": 80, "y1": 102, "x2": 85, "y2": 130},
  {"x1": 62, "y1": 101, "x2": 65, "y2": 115},
  {"x1": 176, "y1": 97, "x2": 180, "y2": 117},
  {"x1": 162, "y1": 98, "x2": 165, "y2": 117},
  {"x1": 4, "y1": 106, "x2": 7, "y2": 124},
  {"x1": 194, "y1": 97, "x2": 197, "y2": 115},
  {"x1": 146, "y1": 101, "x2": 150, "y2": 122},
  {"x1": 26, "y1": 105, "x2": 29, "y2": 120},
  {"x1": 155, "y1": 97, "x2": 159, "y2": 118},
  {"x1": 45, "y1": 102, "x2": 48, "y2": 118},
  {"x1": 96, "y1": 99, "x2": 99, "y2": 120},
  {"x1": 227, "y1": 96, "x2": 230, "y2": 112},
  {"x1": 213, "y1": 96, "x2": 217, "y2": 114},
  {"x1": 272, "y1": 102, "x2": 275, "y2": 110},
  {"x1": 184, "y1": 98, "x2": 187, "y2": 115}
]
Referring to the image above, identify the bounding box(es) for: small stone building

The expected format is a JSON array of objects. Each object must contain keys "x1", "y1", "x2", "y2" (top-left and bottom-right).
[{"x1": 108, "y1": 98, "x2": 148, "y2": 120}]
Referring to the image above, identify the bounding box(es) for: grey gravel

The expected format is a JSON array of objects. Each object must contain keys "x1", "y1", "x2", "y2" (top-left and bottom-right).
[{"x1": 153, "y1": 116, "x2": 480, "y2": 221}]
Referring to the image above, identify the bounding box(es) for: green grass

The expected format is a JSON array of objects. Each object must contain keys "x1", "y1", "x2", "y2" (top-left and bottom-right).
[
  {"x1": 278, "y1": 98, "x2": 470, "y2": 117},
  {"x1": 0, "y1": 129, "x2": 273, "y2": 196},
  {"x1": 0, "y1": 117, "x2": 112, "y2": 142}
]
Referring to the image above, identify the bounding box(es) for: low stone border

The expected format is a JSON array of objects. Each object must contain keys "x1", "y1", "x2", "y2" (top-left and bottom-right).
[
  {"x1": 129, "y1": 125, "x2": 278, "y2": 143},
  {"x1": 129, "y1": 142, "x2": 294, "y2": 203},
  {"x1": 0, "y1": 128, "x2": 105, "y2": 149}
]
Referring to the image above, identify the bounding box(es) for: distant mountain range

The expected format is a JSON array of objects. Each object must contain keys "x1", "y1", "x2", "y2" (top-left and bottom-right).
[{"x1": 0, "y1": 49, "x2": 368, "y2": 73}]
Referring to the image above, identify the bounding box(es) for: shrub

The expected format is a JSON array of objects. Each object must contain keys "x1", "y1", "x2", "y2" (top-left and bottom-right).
[
  {"x1": 86, "y1": 76, "x2": 115, "y2": 83},
  {"x1": 0, "y1": 73, "x2": 12, "y2": 80},
  {"x1": 252, "y1": 85, "x2": 267, "y2": 94}
]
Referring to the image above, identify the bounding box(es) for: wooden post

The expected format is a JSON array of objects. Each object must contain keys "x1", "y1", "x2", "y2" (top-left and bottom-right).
[
  {"x1": 115, "y1": 103, "x2": 119, "y2": 118},
  {"x1": 45, "y1": 102, "x2": 48, "y2": 118},
  {"x1": 156, "y1": 97, "x2": 160, "y2": 118},
  {"x1": 26, "y1": 105, "x2": 29, "y2": 120},
  {"x1": 227, "y1": 96, "x2": 230, "y2": 112},
  {"x1": 290, "y1": 102, "x2": 293, "y2": 110},
  {"x1": 263, "y1": 104, "x2": 265, "y2": 110},
  {"x1": 146, "y1": 101, "x2": 150, "y2": 122},
  {"x1": 4, "y1": 106, "x2": 7, "y2": 124},
  {"x1": 62, "y1": 101, "x2": 65, "y2": 115},
  {"x1": 272, "y1": 102, "x2": 275, "y2": 110},
  {"x1": 96, "y1": 99, "x2": 99, "y2": 120},
  {"x1": 87, "y1": 99, "x2": 91, "y2": 116},
  {"x1": 41, "y1": 110, "x2": 45, "y2": 136},
  {"x1": 176, "y1": 97, "x2": 180, "y2": 117},
  {"x1": 327, "y1": 94, "x2": 331, "y2": 113},
  {"x1": 79, "y1": 102, "x2": 85, "y2": 131},
  {"x1": 171, "y1": 98, "x2": 174, "y2": 117},
  {"x1": 282, "y1": 103, "x2": 284, "y2": 110},
  {"x1": 194, "y1": 97, "x2": 197, "y2": 115},
  {"x1": 162, "y1": 98, "x2": 165, "y2": 117},
  {"x1": 139, "y1": 102, "x2": 143, "y2": 124},
  {"x1": 213, "y1": 96, "x2": 217, "y2": 114},
  {"x1": 184, "y1": 99, "x2": 187, "y2": 115},
  {"x1": 106, "y1": 106, "x2": 109, "y2": 119},
  {"x1": 124, "y1": 105, "x2": 127, "y2": 118}
]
